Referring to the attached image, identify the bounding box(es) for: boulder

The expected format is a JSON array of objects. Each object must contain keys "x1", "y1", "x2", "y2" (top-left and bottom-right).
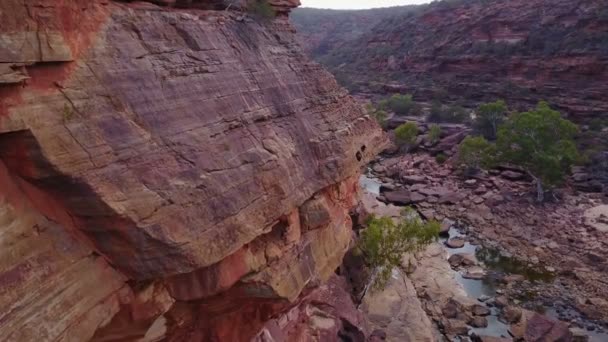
[
  {"x1": 401, "y1": 175, "x2": 427, "y2": 185},
  {"x1": 440, "y1": 218, "x2": 454, "y2": 236},
  {"x1": 446, "y1": 237, "x2": 466, "y2": 249},
  {"x1": 509, "y1": 310, "x2": 573, "y2": 341},
  {"x1": 494, "y1": 296, "x2": 509, "y2": 308},
  {"x1": 438, "y1": 191, "x2": 465, "y2": 204},
  {"x1": 382, "y1": 189, "x2": 415, "y2": 205},
  {"x1": 584, "y1": 205, "x2": 608, "y2": 232},
  {"x1": 442, "y1": 319, "x2": 470, "y2": 336},
  {"x1": 502, "y1": 306, "x2": 523, "y2": 324},
  {"x1": 471, "y1": 304, "x2": 491, "y2": 316},
  {"x1": 470, "y1": 316, "x2": 489, "y2": 328},
  {"x1": 500, "y1": 170, "x2": 525, "y2": 181},
  {"x1": 463, "y1": 266, "x2": 486, "y2": 280},
  {"x1": 448, "y1": 253, "x2": 477, "y2": 267}
]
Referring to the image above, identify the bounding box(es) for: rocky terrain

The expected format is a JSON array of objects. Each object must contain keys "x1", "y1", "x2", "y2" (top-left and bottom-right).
[
  {"x1": 0, "y1": 0, "x2": 387, "y2": 341},
  {"x1": 292, "y1": 0, "x2": 608, "y2": 121},
  {"x1": 358, "y1": 120, "x2": 608, "y2": 340}
]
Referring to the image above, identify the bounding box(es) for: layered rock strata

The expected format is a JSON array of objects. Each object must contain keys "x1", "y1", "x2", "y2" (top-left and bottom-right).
[{"x1": 0, "y1": 0, "x2": 385, "y2": 340}]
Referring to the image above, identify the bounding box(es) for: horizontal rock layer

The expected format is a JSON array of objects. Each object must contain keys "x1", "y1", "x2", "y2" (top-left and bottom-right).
[{"x1": 0, "y1": 0, "x2": 386, "y2": 341}]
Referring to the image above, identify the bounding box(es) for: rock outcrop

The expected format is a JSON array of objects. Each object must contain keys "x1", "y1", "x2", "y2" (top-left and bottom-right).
[{"x1": 0, "y1": 1, "x2": 385, "y2": 341}]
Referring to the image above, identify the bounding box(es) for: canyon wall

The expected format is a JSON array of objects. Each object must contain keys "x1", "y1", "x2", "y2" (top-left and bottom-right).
[
  {"x1": 292, "y1": 0, "x2": 608, "y2": 121},
  {"x1": 0, "y1": 1, "x2": 386, "y2": 341}
]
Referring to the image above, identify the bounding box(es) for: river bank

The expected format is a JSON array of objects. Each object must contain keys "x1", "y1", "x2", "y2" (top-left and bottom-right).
[{"x1": 358, "y1": 157, "x2": 608, "y2": 341}]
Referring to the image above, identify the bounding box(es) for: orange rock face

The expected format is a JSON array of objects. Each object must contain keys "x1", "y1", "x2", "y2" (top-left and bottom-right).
[{"x1": 0, "y1": 1, "x2": 386, "y2": 341}]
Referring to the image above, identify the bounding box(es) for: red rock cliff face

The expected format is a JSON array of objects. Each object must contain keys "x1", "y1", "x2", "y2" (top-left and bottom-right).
[{"x1": 0, "y1": 1, "x2": 386, "y2": 341}]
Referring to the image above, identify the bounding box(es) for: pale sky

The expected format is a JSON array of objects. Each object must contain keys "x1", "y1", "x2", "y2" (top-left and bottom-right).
[{"x1": 301, "y1": 0, "x2": 431, "y2": 10}]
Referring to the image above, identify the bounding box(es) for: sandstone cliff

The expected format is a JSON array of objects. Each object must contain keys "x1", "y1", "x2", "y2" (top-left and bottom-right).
[
  {"x1": 292, "y1": 0, "x2": 608, "y2": 120},
  {"x1": 0, "y1": 1, "x2": 386, "y2": 340}
]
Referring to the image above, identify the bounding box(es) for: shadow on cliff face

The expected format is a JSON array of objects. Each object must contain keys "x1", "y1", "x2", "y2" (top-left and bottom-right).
[{"x1": 0, "y1": 129, "x2": 189, "y2": 279}]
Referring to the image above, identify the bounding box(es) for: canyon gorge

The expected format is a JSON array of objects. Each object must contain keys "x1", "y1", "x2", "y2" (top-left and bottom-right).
[
  {"x1": 292, "y1": 0, "x2": 608, "y2": 120},
  {"x1": 1, "y1": 0, "x2": 608, "y2": 341}
]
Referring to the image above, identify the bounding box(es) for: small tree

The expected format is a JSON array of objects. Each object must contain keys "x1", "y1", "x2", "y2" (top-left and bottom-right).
[
  {"x1": 457, "y1": 136, "x2": 496, "y2": 175},
  {"x1": 496, "y1": 102, "x2": 579, "y2": 202},
  {"x1": 359, "y1": 209, "x2": 439, "y2": 290},
  {"x1": 394, "y1": 122, "x2": 418, "y2": 152},
  {"x1": 474, "y1": 100, "x2": 508, "y2": 140},
  {"x1": 428, "y1": 124, "x2": 442, "y2": 145}
]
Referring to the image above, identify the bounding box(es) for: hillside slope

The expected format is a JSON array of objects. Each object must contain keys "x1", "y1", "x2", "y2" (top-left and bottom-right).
[{"x1": 292, "y1": 0, "x2": 608, "y2": 120}]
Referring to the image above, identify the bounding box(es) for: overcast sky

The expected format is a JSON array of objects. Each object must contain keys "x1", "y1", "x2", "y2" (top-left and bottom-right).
[{"x1": 300, "y1": 0, "x2": 431, "y2": 10}]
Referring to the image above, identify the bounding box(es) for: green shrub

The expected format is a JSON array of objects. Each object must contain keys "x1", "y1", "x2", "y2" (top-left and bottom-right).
[
  {"x1": 457, "y1": 136, "x2": 496, "y2": 174},
  {"x1": 359, "y1": 209, "x2": 439, "y2": 290},
  {"x1": 435, "y1": 153, "x2": 448, "y2": 164},
  {"x1": 428, "y1": 124, "x2": 442, "y2": 145},
  {"x1": 381, "y1": 94, "x2": 420, "y2": 116},
  {"x1": 427, "y1": 101, "x2": 469, "y2": 123},
  {"x1": 394, "y1": 122, "x2": 418, "y2": 151}
]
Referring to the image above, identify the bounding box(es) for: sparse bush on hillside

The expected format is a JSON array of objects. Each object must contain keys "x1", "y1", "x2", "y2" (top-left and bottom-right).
[
  {"x1": 380, "y1": 94, "x2": 421, "y2": 116},
  {"x1": 435, "y1": 153, "x2": 448, "y2": 164},
  {"x1": 428, "y1": 124, "x2": 442, "y2": 145},
  {"x1": 394, "y1": 122, "x2": 418, "y2": 152},
  {"x1": 359, "y1": 209, "x2": 439, "y2": 290},
  {"x1": 427, "y1": 101, "x2": 470, "y2": 124}
]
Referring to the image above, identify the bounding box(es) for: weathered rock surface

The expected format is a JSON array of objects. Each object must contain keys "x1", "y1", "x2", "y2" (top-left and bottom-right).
[
  {"x1": 361, "y1": 269, "x2": 435, "y2": 342},
  {"x1": 0, "y1": 1, "x2": 386, "y2": 341},
  {"x1": 252, "y1": 275, "x2": 368, "y2": 342}
]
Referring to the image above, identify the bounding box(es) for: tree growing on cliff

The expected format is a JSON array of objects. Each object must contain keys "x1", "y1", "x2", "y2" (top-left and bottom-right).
[
  {"x1": 495, "y1": 102, "x2": 579, "y2": 202},
  {"x1": 474, "y1": 100, "x2": 508, "y2": 140},
  {"x1": 394, "y1": 122, "x2": 418, "y2": 152},
  {"x1": 359, "y1": 209, "x2": 439, "y2": 290},
  {"x1": 457, "y1": 136, "x2": 496, "y2": 175}
]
